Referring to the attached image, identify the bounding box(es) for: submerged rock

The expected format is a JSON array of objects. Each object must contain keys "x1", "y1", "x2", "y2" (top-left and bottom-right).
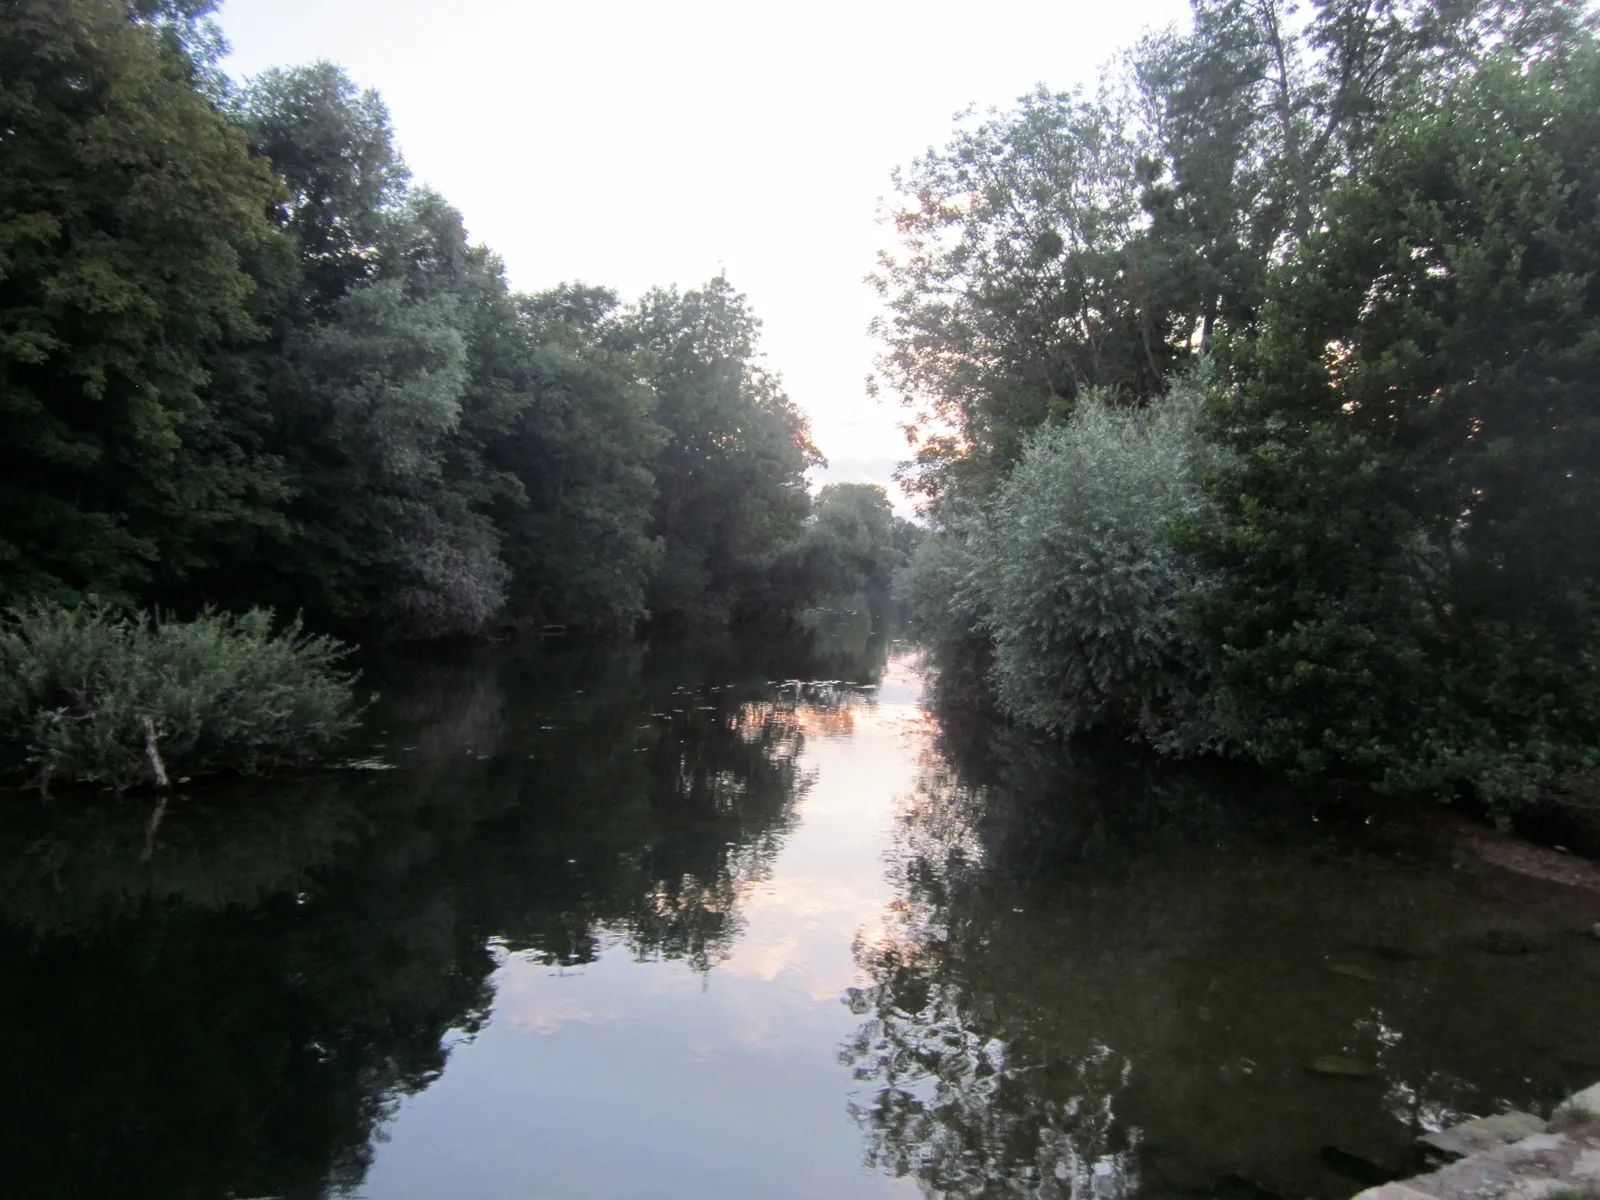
[
  {"x1": 1307, "y1": 1054, "x2": 1378, "y2": 1079},
  {"x1": 1467, "y1": 927, "x2": 1549, "y2": 955},
  {"x1": 1418, "y1": 1111, "x2": 1546, "y2": 1161},
  {"x1": 1216, "y1": 1170, "x2": 1294, "y2": 1199},
  {"x1": 1348, "y1": 941, "x2": 1431, "y2": 963}
]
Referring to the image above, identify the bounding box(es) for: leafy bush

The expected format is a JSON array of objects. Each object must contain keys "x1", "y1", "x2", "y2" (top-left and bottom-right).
[
  {"x1": 897, "y1": 528, "x2": 981, "y2": 646},
  {"x1": 966, "y1": 371, "x2": 1227, "y2": 750},
  {"x1": 0, "y1": 603, "x2": 360, "y2": 791}
]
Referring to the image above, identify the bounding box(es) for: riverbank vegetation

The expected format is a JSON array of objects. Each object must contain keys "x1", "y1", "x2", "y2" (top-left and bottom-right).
[
  {"x1": 0, "y1": 0, "x2": 918, "y2": 785},
  {"x1": 0, "y1": 0, "x2": 906, "y2": 643},
  {"x1": 888, "y1": 0, "x2": 1600, "y2": 812},
  {"x1": 0, "y1": 603, "x2": 356, "y2": 791}
]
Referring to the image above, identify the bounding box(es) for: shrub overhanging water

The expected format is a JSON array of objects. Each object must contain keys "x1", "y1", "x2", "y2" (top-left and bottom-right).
[{"x1": 0, "y1": 603, "x2": 360, "y2": 792}]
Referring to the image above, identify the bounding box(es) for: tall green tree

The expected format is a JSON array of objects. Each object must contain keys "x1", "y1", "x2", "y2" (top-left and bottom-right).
[
  {"x1": 486, "y1": 285, "x2": 664, "y2": 632},
  {"x1": 870, "y1": 85, "x2": 1157, "y2": 510},
  {"x1": 240, "y1": 61, "x2": 409, "y2": 309},
  {"x1": 0, "y1": 0, "x2": 285, "y2": 606},
  {"x1": 877, "y1": 0, "x2": 1596, "y2": 516},
  {"x1": 1131, "y1": 0, "x2": 1596, "y2": 352},
  {"x1": 219, "y1": 66, "x2": 521, "y2": 637},
  {"x1": 625, "y1": 278, "x2": 822, "y2": 626},
  {"x1": 1182, "y1": 47, "x2": 1600, "y2": 806}
]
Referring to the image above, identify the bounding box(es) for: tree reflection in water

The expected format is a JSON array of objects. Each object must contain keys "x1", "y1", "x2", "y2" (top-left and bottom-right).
[
  {"x1": 0, "y1": 613, "x2": 889, "y2": 1200},
  {"x1": 843, "y1": 704, "x2": 1600, "y2": 1200}
]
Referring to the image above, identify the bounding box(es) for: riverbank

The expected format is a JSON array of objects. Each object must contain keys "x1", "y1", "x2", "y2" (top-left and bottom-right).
[{"x1": 1356, "y1": 1083, "x2": 1600, "y2": 1199}]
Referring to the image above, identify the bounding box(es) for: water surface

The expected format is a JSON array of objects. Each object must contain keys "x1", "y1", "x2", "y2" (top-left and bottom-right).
[{"x1": 3, "y1": 616, "x2": 1597, "y2": 1199}]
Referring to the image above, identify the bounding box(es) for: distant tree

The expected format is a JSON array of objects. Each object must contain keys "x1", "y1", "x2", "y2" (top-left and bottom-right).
[
  {"x1": 804, "y1": 483, "x2": 901, "y2": 598},
  {"x1": 624, "y1": 277, "x2": 822, "y2": 626}
]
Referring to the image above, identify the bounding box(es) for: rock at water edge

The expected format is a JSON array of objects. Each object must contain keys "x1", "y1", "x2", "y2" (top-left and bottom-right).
[{"x1": 1418, "y1": 1111, "x2": 1547, "y2": 1161}]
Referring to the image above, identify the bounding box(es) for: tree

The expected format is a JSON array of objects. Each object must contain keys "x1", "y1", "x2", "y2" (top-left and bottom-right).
[
  {"x1": 967, "y1": 371, "x2": 1225, "y2": 749},
  {"x1": 1130, "y1": 0, "x2": 1596, "y2": 351},
  {"x1": 221, "y1": 66, "x2": 519, "y2": 638},
  {"x1": 1181, "y1": 46, "x2": 1600, "y2": 807},
  {"x1": 239, "y1": 61, "x2": 409, "y2": 309},
  {"x1": 624, "y1": 277, "x2": 822, "y2": 626},
  {"x1": 877, "y1": 0, "x2": 1597, "y2": 517},
  {"x1": 804, "y1": 483, "x2": 903, "y2": 598},
  {"x1": 0, "y1": 0, "x2": 285, "y2": 606},
  {"x1": 486, "y1": 285, "x2": 664, "y2": 632},
  {"x1": 871, "y1": 85, "x2": 1159, "y2": 510}
]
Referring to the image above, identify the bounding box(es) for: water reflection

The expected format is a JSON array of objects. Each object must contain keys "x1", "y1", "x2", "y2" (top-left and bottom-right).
[
  {"x1": 845, "y1": 711, "x2": 1600, "y2": 1199},
  {"x1": 0, "y1": 614, "x2": 893, "y2": 1200},
  {"x1": 1, "y1": 621, "x2": 1596, "y2": 1200}
]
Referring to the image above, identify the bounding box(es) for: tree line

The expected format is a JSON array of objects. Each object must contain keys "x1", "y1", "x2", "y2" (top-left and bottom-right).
[
  {"x1": 0, "y1": 0, "x2": 914, "y2": 643},
  {"x1": 888, "y1": 0, "x2": 1600, "y2": 810}
]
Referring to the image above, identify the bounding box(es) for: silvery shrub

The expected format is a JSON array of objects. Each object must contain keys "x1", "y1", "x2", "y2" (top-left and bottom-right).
[{"x1": 968, "y1": 368, "x2": 1227, "y2": 751}]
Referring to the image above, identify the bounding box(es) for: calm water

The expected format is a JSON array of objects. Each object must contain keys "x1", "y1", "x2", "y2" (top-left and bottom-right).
[{"x1": 3, "y1": 614, "x2": 1599, "y2": 1200}]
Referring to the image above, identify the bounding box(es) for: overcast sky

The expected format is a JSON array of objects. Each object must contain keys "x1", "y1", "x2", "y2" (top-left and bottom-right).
[{"x1": 217, "y1": 0, "x2": 1192, "y2": 505}]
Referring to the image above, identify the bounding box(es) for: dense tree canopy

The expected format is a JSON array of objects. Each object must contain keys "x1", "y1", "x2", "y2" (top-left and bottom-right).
[
  {"x1": 487, "y1": 285, "x2": 664, "y2": 633},
  {"x1": 803, "y1": 483, "x2": 919, "y2": 599},
  {"x1": 624, "y1": 278, "x2": 822, "y2": 626},
  {"x1": 0, "y1": 0, "x2": 284, "y2": 605},
  {"x1": 0, "y1": 0, "x2": 827, "y2": 641},
  {"x1": 894, "y1": 0, "x2": 1600, "y2": 810},
  {"x1": 1182, "y1": 47, "x2": 1600, "y2": 804},
  {"x1": 876, "y1": 0, "x2": 1598, "y2": 513}
]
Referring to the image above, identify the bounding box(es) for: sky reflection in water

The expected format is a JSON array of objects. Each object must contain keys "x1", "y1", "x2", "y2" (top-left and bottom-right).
[
  {"x1": 360, "y1": 652, "x2": 931, "y2": 1200},
  {"x1": 1, "y1": 615, "x2": 1598, "y2": 1199}
]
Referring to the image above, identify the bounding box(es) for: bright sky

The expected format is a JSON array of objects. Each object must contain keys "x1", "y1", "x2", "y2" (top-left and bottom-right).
[{"x1": 217, "y1": 0, "x2": 1192, "y2": 505}]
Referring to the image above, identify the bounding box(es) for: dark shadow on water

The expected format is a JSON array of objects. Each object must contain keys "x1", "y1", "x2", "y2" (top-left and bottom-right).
[{"x1": 842, "y1": 696, "x2": 1600, "y2": 1199}]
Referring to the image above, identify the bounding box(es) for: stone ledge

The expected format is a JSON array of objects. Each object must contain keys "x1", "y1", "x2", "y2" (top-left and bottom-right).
[
  {"x1": 1420, "y1": 1112, "x2": 1548, "y2": 1161},
  {"x1": 1354, "y1": 1084, "x2": 1600, "y2": 1200}
]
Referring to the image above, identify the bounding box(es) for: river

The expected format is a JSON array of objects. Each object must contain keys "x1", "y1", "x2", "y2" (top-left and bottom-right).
[{"x1": 3, "y1": 612, "x2": 1598, "y2": 1199}]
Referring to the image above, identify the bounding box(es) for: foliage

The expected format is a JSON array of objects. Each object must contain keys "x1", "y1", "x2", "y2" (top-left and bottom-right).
[
  {"x1": 897, "y1": 528, "x2": 993, "y2": 703},
  {"x1": 887, "y1": 0, "x2": 1600, "y2": 809},
  {"x1": 969, "y1": 371, "x2": 1226, "y2": 748},
  {"x1": 871, "y1": 84, "x2": 1157, "y2": 509},
  {"x1": 488, "y1": 285, "x2": 664, "y2": 632},
  {"x1": 803, "y1": 483, "x2": 914, "y2": 598},
  {"x1": 0, "y1": 602, "x2": 358, "y2": 790},
  {"x1": 0, "y1": 0, "x2": 286, "y2": 606},
  {"x1": 1180, "y1": 48, "x2": 1600, "y2": 807},
  {"x1": 877, "y1": 0, "x2": 1598, "y2": 515},
  {"x1": 624, "y1": 277, "x2": 823, "y2": 626},
  {"x1": 227, "y1": 66, "x2": 521, "y2": 638},
  {"x1": 239, "y1": 60, "x2": 410, "y2": 305},
  {"x1": 0, "y1": 6, "x2": 834, "y2": 643}
]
